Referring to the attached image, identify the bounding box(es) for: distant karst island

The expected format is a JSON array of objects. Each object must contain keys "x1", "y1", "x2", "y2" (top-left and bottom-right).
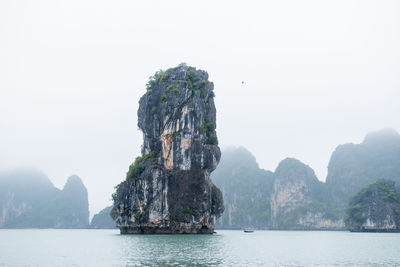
[
  {"x1": 213, "y1": 128, "x2": 400, "y2": 231},
  {"x1": 0, "y1": 170, "x2": 89, "y2": 228},
  {"x1": 111, "y1": 64, "x2": 224, "y2": 234}
]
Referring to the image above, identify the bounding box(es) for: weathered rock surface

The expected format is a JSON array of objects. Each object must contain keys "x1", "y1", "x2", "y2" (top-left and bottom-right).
[
  {"x1": 270, "y1": 158, "x2": 343, "y2": 229},
  {"x1": 111, "y1": 64, "x2": 224, "y2": 234},
  {"x1": 345, "y1": 179, "x2": 400, "y2": 232}
]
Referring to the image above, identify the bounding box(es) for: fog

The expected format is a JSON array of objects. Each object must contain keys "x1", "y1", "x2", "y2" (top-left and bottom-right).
[{"x1": 1, "y1": 0, "x2": 399, "y2": 216}]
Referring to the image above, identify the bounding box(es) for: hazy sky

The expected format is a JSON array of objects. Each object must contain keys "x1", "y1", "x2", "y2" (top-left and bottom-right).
[{"x1": 1, "y1": 0, "x2": 399, "y2": 216}]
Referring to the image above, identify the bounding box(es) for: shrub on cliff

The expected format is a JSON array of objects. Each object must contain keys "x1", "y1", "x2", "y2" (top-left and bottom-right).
[{"x1": 126, "y1": 151, "x2": 157, "y2": 180}]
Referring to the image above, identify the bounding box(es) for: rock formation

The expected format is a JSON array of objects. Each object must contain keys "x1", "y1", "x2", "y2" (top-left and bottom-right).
[
  {"x1": 345, "y1": 179, "x2": 400, "y2": 232},
  {"x1": 111, "y1": 64, "x2": 224, "y2": 234},
  {"x1": 58, "y1": 175, "x2": 89, "y2": 228},
  {"x1": 0, "y1": 169, "x2": 89, "y2": 228},
  {"x1": 90, "y1": 206, "x2": 115, "y2": 229},
  {"x1": 212, "y1": 149, "x2": 343, "y2": 229},
  {"x1": 326, "y1": 128, "x2": 400, "y2": 215},
  {"x1": 212, "y1": 147, "x2": 274, "y2": 228},
  {"x1": 213, "y1": 129, "x2": 400, "y2": 230},
  {"x1": 269, "y1": 158, "x2": 342, "y2": 229}
]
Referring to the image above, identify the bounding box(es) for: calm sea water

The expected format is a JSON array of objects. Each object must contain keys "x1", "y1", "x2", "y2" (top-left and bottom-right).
[{"x1": 1, "y1": 229, "x2": 400, "y2": 266}]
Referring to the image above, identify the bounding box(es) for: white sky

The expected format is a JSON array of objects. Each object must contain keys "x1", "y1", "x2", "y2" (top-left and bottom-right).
[{"x1": 1, "y1": 0, "x2": 399, "y2": 216}]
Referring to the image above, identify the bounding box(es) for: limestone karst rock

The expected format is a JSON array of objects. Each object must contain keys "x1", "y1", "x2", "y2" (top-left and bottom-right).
[
  {"x1": 212, "y1": 147, "x2": 274, "y2": 228},
  {"x1": 0, "y1": 169, "x2": 89, "y2": 228},
  {"x1": 345, "y1": 179, "x2": 400, "y2": 232},
  {"x1": 111, "y1": 64, "x2": 224, "y2": 234},
  {"x1": 212, "y1": 149, "x2": 344, "y2": 230},
  {"x1": 326, "y1": 128, "x2": 400, "y2": 214},
  {"x1": 269, "y1": 158, "x2": 343, "y2": 229},
  {"x1": 90, "y1": 206, "x2": 115, "y2": 229},
  {"x1": 58, "y1": 175, "x2": 89, "y2": 228},
  {"x1": 213, "y1": 129, "x2": 400, "y2": 230}
]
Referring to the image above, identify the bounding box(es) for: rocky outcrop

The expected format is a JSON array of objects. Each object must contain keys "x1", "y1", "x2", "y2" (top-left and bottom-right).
[
  {"x1": 111, "y1": 64, "x2": 224, "y2": 234},
  {"x1": 326, "y1": 128, "x2": 400, "y2": 213},
  {"x1": 90, "y1": 206, "x2": 115, "y2": 229},
  {"x1": 0, "y1": 169, "x2": 89, "y2": 228},
  {"x1": 213, "y1": 129, "x2": 400, "y2": 230},
  {"x1": 212, "y1": 147, "x2": 274, "y2": 228},
  {"x1": 345, "y1": 179, "x2": 400, "y2": 232},
  {"x1": 213, "y1": 149, "x2": 343, "y2": 230},
  {"x1": 57, "y1": 175, "x2": 89, "y2": 228},
  {"x1": 270, "y1": 158, "x2": 343, "y2": 229}
]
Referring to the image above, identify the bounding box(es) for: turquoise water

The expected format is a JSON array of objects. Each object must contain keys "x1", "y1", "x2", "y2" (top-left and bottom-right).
[{"x1": 1, "y1": 229, "x2": 400, "y2": 266}]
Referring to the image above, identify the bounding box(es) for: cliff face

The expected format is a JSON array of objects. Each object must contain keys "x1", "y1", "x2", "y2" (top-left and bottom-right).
[
  {"x1": 270, "y1": 158, "x2": 315, "y2": 227},
  {"x1": 345, "y1": 179, "x2": 400, "y2": 232},
  {"x1": 212, "y1": 129, "x2": 400, "y2": 230},
  {"x1": 212, "y1": 149, "x2": 343, "y2": 230},
  {"x1": 212, "y1": 147, "x2": 273, "y2": 228},
  {"x1": 270, "y1": 158, "x2": 343, "y2": 229},
  {"x1": 111, "y1": 65, "x2": 224, "y2": 234},
  {"x1": 0, "y1": 170, "x2": 89, "y2": 228},
  {"x1": 0, "y1": 169, "x2": 55, "y2": 228},
  {"x1": 56, "y1": 175, "x2": 89, "y2": 228},
  {"x1": 326, "y1": 129, "x2": 400, "y2": 211}
]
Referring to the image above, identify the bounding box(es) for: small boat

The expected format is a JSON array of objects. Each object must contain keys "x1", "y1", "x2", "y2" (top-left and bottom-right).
[{"x1": 243, "y1": 228, "x2": 255, "y2": 233}]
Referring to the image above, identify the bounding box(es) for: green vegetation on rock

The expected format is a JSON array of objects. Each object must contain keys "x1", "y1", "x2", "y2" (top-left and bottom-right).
[
  {"x1": 344, "y1": 179, "x2": 400, "y2": 231},
  {"x1": 202, "y1": 116, "x2": 218, "y2": 145},
  {"x1": 326, "y1": 128, "x2": 400, "y2": 216},
  {"x1": 183, "y1": 208, "x2": 193, "y2": 214},
  {"x1": 146, "y1": 69, "x2": 169, "y2": 90},
  {"x1": 126, "y1": 151, "x2": 157, "y2": 180},
  {"x1": 172, "y1": 131, "x2": 180, "y2": 138}
]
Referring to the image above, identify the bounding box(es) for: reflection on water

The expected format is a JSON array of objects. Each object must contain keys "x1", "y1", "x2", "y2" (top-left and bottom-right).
[
  {"x1": 114, "y1": 230, "x2": 400, "y2": 267},
  {"x1": 118, "y1": 234, "x2": 224, "y2": 266},
  {"x1": 1, "y1": 229, "x2": 400, "y2": 266}
]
